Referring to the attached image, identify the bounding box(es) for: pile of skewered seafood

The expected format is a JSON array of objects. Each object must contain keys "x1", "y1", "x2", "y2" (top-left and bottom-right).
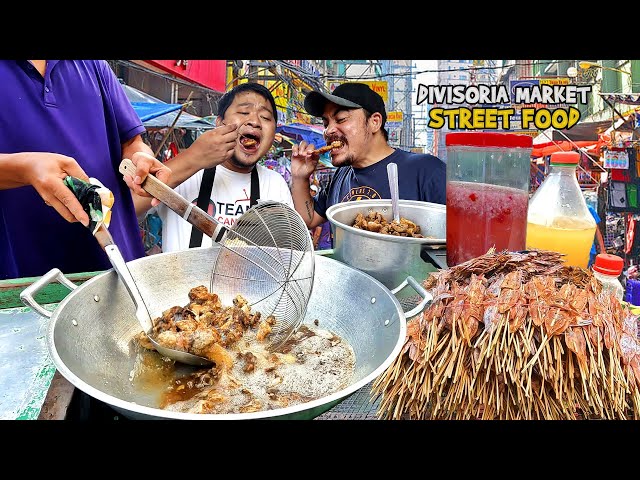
[
  {"x1": 352, "y1": 211, "x2": 425, "y2": 238},
  {"x1": 372, "y1": 248, "x2": 640, "y2": 420}
]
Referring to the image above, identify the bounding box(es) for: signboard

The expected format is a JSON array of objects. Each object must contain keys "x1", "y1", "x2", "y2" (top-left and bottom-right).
[
  {"x1": 540, "y1": 77, "x2": 570, "y2": 86},
  {"x1": 509, "y1": 129, "x2": 540, "y2": 138},
  {"x1": 540, "y1": 77, "x2": 570, "y2": 108},
  {"x1": 388, "y1": 111, "x2": 403, "y2": 123},
  {"x1": 269, "y1": 81, "x2": 289, "y2": 110},
  {"x1": 146, "y1": 60, "x2": 226, "y2": 93},
  {"x1": 363, "y1": 81, "x2": 388, "y2": 102},
  {"x1": 328, "y1": 80, "x2": 389, "y2": 102},
  {"x1": 509, "y1": 79, "x2": 539, "y2": 110},
  {"x1": 509, "y1": 78, "x2": 572, "y2": 110},
  {"x1": 267, "y1": 78, "x2": 311, "y2": 123},
  {"x1": 387, "y1": 110, "x2": 403, "y2": 128}
]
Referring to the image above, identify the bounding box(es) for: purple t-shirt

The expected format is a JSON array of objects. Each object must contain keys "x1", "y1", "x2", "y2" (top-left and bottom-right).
[{"x1": 0, "y1": 60, "x2": 147, "y2": 279}]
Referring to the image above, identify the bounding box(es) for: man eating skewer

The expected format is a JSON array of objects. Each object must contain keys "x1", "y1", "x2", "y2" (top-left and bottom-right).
[{"x1": 290, "y1": 82, "x2": 446, "y2": 242}]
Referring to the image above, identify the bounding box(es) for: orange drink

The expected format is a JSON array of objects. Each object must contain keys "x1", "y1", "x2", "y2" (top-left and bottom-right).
[{"x1": 526, "y1": 216, "x2": 596, "y2": 269}]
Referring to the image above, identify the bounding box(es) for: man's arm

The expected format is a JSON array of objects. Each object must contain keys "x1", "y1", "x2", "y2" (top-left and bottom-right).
[
  {"x1": 291, "y1": 183, "x2": 325, "y2": 229},
  {"x1": 0, "y1": 152, "x2": 90, "y2": 225},
  {"x1": 290, "y1": 141, "x2": 325, "y2": 229},
  {"x1": 595, "y1": 225, "x2": 606, "y2": 255},
  {"x1": 312, "y1": 226, "x2": 321, "y2": 249},
  {"x1": 122, "y1": 124, "x2": 239, "y2": 217}
]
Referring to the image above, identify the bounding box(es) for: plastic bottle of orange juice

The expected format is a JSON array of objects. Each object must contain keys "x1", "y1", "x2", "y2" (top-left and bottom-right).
[{"x1": 526, "y1": 151, "x2": 596, "y2": 269}]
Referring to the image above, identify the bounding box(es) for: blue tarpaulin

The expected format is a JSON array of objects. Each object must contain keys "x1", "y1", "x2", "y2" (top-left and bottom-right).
[
  {"x1": 131, "y1": 102, "x2": 184, "y2": 122},
  {"x1": 276, "y1": 123, "x2": 326, "y2": 147},
  {"x1": 121, "y1": 83, "x2": 215, "y2": 130},
  {"x1": 276, "y1": 123, "x2": 335, "y2": 169}
]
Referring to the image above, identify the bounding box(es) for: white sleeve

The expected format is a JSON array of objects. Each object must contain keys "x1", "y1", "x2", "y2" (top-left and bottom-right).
[{"x1": 277, "y1": 177, "x2": 294, "y2": 208}]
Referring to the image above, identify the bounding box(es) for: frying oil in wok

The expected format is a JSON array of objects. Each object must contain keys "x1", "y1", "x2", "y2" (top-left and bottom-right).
[
  {"x1": 129, "y1": 325, "x2": 356, "y2": 415},
  {"x1": 129, "y1": 348, "x2": 204, "y2": 405}
]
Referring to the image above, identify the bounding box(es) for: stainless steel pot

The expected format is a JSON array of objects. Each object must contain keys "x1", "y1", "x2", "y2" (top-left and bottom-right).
[
  {"x1": 326, "y1": 200, "x2": 446, "y2": 290},
  {"x1": 20, "y1": 246, "x2": 431, "y2": 420}
]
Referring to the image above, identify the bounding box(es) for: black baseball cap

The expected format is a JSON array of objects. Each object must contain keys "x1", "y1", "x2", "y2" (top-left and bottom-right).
[{"x1": 304, "y1": 82, "x2": 387, "y2": 126}]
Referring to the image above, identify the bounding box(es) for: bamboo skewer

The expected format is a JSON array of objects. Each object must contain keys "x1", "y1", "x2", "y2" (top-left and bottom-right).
[{"x1": 372, "y1": 249, "x2": 640, "y2": 420}]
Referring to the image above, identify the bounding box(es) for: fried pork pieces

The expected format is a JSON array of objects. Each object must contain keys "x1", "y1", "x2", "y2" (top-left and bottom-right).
[
  {"x1": 133, "y1": 285, "x2": 357, "y2": 415},
  {"x1": 135, "y1": 286, "x2": 276, "y2": 362},
  {"x1": 352, "y1": 211, "x2": 425, "y2": 238}
]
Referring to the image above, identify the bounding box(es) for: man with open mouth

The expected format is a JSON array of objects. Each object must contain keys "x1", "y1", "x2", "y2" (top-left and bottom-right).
[
  {"x1": 289, "y1": 82, "x2": 446, "y2": 243},
  {"x1": 128, "y1": 82, "x2": 294, "y2": 253}
]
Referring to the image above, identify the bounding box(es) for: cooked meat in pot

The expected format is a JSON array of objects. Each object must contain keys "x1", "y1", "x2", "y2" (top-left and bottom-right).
[{"x1": 352, "y1": 211, "x2": 425, "y2": 238}]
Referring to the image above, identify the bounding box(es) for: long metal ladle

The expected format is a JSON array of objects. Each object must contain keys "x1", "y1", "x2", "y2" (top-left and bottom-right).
[
  {"x1": 387, "y1": 162, "x2": 401, "y2": 223},
  {"x1": 94, "y1": 224, "x2": 212, "y2": 367}
]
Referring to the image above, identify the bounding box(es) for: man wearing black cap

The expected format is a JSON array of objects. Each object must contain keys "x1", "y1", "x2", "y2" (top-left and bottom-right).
[{"x1": 290, "y1": 82, "x2": 446, "y2": 235}]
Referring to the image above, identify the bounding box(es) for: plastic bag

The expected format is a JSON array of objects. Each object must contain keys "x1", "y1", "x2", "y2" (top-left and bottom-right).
[{"x1": 63, "y1": 176, "x2": 114, "y2": 235}]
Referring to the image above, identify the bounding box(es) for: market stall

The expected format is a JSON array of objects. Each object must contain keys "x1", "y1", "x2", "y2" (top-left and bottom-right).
[{"x1": 5, "y1": 126, "x2": 640, "y2": 421}]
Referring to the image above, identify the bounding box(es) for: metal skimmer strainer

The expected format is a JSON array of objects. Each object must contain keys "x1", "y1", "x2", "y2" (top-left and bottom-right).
[
  {"x1": 209, "y1": 200, "x2": 315, "y2": 348},
  {"x1": 119, "y1": 160, "x2": 315, "y2": 350}
]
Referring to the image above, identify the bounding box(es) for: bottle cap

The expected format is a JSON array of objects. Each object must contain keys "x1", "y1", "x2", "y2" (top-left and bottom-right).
[
  {"x1": 593, "y1": 253, "x2": 624, "y2": 276},
  {"x1": 550, "y1": 151, "x2": 580, "y2": 165},
  {"x1": 445, "y1": 132, "x2": 533, "y2": 148}
]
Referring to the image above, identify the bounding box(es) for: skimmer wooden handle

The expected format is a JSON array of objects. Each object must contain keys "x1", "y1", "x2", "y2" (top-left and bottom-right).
[{"x1": 119, "y1": 158, "x2": 220, "y2": 239}]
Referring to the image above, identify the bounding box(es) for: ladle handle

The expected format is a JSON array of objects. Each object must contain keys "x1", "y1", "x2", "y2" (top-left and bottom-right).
[
  {"x1": 387, "y1": 162, "x2": 400, "y2": 223},
  {"x1": 119, "y1": 158, "x2": 226, "y2": 241}
]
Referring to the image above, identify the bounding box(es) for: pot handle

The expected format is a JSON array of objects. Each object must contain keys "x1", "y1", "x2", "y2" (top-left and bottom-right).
[
  {"x1": 390, "y1": 275, "x2": 432, "y2": 319},
  {"x1": 20, "y1": 268, "x2": 77, "y2": 319}
]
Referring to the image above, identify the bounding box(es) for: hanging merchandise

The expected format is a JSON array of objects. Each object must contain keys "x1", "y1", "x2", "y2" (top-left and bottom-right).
[
  {"x1": 610, "y1": 168, "x2": 632, "y2": 182},
  {"x1": 610, "y1": 181, "x2": 629, "y2": 209},
  {"x1": 627, "y1": 183, "x2": 639, "y2": 209},
  {"x1": 605, "y1": 212, "x2": 626, "y2": 255},
  {"x1": 603, "y1": 147, "x2": 629, "y2": 169},
  {"x1": 526, "y1": 151, "x2": 597, "y2": 269}
]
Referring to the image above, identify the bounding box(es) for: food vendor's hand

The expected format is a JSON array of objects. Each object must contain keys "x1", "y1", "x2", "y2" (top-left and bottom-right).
[
  {"x1": 25, "y1": 152, "x2": 91, "y2": 226},
  {"x1": 291, "y1": 141, "x2": 319, "y2": 180},
  {"x1": 124, "y1": 152, "x2": 172, "y2": 207},
  {"x1": 185, "y1": 122, "x2": 239, "y2": 170}
]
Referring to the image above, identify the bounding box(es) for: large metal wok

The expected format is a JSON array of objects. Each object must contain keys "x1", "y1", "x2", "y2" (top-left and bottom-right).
[{"x1": 21, "y1": 245, "x2": 430, "y2": 420}]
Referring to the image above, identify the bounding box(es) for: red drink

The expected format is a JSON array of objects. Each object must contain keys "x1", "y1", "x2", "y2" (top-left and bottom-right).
[{"x1": 446, "y1": 181, "x2": 529, "y2": 266}]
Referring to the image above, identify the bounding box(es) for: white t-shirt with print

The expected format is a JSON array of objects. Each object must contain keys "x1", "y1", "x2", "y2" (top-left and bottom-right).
[{"x1": 156, "y1": 164, "x2": 293, "y2": 252}]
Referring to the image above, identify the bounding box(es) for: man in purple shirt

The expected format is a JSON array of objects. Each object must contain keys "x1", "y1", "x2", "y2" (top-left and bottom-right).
[{"x1": 0, "y1": 60, "x2": 170, "y2": 279}]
